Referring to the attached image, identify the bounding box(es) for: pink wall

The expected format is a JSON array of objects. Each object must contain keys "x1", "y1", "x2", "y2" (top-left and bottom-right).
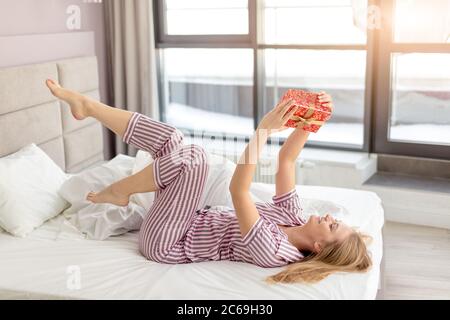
[{"x1": 0, "y1": 0, "x2": 109, "y2": 102}]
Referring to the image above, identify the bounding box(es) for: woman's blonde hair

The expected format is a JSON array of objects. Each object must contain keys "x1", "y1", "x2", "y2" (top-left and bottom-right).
[{"x1": 267, "y1": 231, "x2": 372, "y2": 284}]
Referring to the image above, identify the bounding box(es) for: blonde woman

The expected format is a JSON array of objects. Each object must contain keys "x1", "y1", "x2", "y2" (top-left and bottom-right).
[{"x1": 46, "y1": 79, "x2": 371, "y2": 283}]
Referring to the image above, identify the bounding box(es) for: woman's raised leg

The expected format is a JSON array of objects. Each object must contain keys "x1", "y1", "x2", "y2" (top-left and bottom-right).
[
  {"x1": 46, "y1": 79, "x2": 133, "y2": 137},
  {"x1": 46, "y1": 79, "x2": 184, "y2": 159},
  {"x1": 45, "y1": 80, "x2": 191, "y2": 206}
]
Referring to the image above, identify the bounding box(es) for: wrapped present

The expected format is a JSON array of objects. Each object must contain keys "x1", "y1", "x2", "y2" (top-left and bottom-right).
[{"x1": 281, "y1": 89, "x2": 333, "y2": 133}]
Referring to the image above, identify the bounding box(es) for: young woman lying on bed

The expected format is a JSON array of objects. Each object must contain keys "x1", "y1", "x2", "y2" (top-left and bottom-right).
[{"x1": 46, "y1": 79, "x2": 371, "y2": 284}]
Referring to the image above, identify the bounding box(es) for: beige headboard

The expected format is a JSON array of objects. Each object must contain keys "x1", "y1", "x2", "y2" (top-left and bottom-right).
[{"x1": 0, "y1": 56, "x2": 104, "y2": 173}]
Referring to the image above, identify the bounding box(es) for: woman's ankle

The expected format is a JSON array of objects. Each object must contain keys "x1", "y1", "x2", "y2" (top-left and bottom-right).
[
  {"x1": 81, "y1": 97, "x2": 95, "y2": 118},
  {"x1": 111, "y1": 180, "x2": 133, "y2": 198}
]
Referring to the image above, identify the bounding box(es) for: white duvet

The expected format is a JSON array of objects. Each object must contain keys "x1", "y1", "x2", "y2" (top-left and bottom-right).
[{"x1": 0, "y1": 153, "x2": 384, "y2": 300}]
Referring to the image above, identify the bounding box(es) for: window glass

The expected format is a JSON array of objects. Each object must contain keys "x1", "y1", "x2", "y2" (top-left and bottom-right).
[
  {"x1": 166, "y1": 0, "x2": 249, "y2": 35},
  {"x1": 390, "y1": 53, "x2": 450, "y2": 146},
  {"x1": 393, "y1": 0, "x2": 450, "y2": 43},
  {"x1": 264, "y1": 0, "x2": 367, "y2": 44},
  {"x1": 162, "y1": 48, "x2": 255, "y2": 137}
]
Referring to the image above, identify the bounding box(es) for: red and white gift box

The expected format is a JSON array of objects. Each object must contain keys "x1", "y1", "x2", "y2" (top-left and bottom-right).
[{"x1": 281, "y1": 89, "x2": 333, "y2": 133}]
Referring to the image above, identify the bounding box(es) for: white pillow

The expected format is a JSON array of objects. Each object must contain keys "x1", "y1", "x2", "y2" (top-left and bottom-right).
[
  {"x1": 59, "y1": 154, "x2": 147, "y2": 240},
  {"x1": 130, "y1": 150, "x2": 237, "y2": 211},
  {"x1": 0, "y1": 144, "x2": 69, "y2": 237},
  {"x1": 199, "y1": 151, "x2": 236, "y2": 209}
]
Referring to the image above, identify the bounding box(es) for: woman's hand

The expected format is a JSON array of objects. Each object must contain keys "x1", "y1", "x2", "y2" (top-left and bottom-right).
[
  {"x1": 292, "y1": 91, "x2": 333, "y2": 131},
  {"x1": 257, "y1": 99, "x2": 298, "y2": 134},
  {"x1": 318, "y1": 91, "x2": 334, "y2": 110}
]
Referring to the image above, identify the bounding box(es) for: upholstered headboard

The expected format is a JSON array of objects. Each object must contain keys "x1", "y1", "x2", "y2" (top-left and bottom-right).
[{"x1": 0, "y1": 56, "x2": 104, "y2": 173}]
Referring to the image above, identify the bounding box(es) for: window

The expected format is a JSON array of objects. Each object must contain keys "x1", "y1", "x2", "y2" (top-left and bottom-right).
[
  {"x1": 155, "y1": 0, "x2": 450, "y2": 159},
  {"x1": 393, "y1": 0, "x2": 450, "y2": 43},
  {"x1": 374, "y1": 0, "x2": 450, "y2": 159},
  {"x1": 165, "y1": 0, "x2": 249, "y2": 35},
  {"x1": 264, "y1": 0, "x2": 367, "y2": 44},
  {"x1": 161, "y1": 48, "x2": 254, "y2": 137},
  {"x1": 390, "y1": 53, "x2": 450, "y2": 146}
]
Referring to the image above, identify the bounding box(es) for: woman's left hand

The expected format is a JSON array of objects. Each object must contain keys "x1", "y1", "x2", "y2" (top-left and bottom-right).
[{"x1": 257, "y1": 99, "x2": 298, "y2": 134}]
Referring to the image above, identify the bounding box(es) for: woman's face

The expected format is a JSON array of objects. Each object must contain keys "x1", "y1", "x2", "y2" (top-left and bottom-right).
[{"x1": 304, "y1": 214, "x2": 353, "y2": 252}]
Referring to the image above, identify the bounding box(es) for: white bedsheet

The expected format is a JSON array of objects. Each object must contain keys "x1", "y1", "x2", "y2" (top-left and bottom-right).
[{"x1": 0, "y1": 183, "x2": 384, "y2": 300}]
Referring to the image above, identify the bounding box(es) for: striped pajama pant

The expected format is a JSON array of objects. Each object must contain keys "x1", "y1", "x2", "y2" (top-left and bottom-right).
[{"x1": 123, "y1": 113, "x2": 209, "y2": 263}]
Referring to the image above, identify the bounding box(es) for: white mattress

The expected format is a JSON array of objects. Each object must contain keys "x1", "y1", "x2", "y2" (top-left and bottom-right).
[{"x1": 0, "y1": 183, "x2": 384, "y2": 300}]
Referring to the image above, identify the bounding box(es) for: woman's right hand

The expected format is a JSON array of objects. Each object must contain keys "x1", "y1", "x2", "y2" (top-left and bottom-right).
[{"x1": 257, "y1": 99, "x2": 298, "y2": 134}]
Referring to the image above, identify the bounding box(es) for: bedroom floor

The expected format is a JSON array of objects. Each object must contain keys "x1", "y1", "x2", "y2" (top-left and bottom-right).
[{"x1": 382, "y1": 221, "x2": 450, "y2": 300}]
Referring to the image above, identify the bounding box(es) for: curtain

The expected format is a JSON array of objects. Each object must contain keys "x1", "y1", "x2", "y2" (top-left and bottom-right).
[{"x1": 103, "y1": 0, "x2": 159, "y2": 156}]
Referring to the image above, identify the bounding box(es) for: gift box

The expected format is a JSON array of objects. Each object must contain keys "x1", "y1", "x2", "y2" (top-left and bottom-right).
[{"x1": 281, "y1": 89, "x2": 333, "y2": 133}]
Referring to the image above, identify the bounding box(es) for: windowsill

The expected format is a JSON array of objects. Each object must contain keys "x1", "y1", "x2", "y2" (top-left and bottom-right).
[
  {"x1": 294, "y1": 147, "x2": 371, "y2": 167},
  {"x1": 364, "y1": 172, "x2": 450, "y2": 195}
]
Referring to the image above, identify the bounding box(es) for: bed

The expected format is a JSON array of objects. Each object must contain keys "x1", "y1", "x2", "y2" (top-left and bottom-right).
[{"x1": 0, "y1": 56, "x2": 385, "y2": 300}]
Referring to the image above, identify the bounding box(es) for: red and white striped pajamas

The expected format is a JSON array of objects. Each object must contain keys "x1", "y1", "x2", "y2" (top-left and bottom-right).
[{"x1": 123, "y1": 113, "x2": 305, "y2": 268}]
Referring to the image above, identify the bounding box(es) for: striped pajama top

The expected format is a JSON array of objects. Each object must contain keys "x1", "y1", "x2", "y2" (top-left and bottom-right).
[{"x1": 185, "y1": 189, "x2": 306, "y2": 268}]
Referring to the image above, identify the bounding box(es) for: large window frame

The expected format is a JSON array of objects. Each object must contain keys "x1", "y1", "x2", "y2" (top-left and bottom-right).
[
  {"x1": 373, "y1": 0, "x2": 450, "y2": 160},
  {"x1": 154, "y1": 0, "x2": 450, "y2": 159}
]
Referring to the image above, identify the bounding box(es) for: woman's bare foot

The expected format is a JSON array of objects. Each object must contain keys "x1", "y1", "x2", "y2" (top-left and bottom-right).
[
  {"x1": 86, "y1": 184, "x2": 130, "y2": 207},
  {"x1": 45, "y1": 79, "x2": 90, "y2": 120}
]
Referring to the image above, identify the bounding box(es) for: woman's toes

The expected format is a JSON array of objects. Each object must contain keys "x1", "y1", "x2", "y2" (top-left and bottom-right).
[
  {"x1": 86, "y1": 192, "x2": 96, "y2": 202},
  {"x1": 85, "y1": 187, "x2": 129, "y2": 206},
  {"x1": 46, "y1": 79, "x2": 55, "y2": 92},
  {"x1": 46, "y1": 79, "x2": 57, "y2": 89},
  {"x1": 45, "y1": 79, "x2": 89, "y2": 120},
  {"x1": 46, "y1": 79, "x2": 63, "y2": 96}
]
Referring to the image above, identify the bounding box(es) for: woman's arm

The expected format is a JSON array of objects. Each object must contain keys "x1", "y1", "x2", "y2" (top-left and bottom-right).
[
  {"x1": 229, "y1": 99, "x2": 297, "y2": 237},
  {"x1": 276, "y1": 129, "x2": 310, "y2": 196},
  {"x1": 229, "y1": 128, "x2": 270, "y2": 237},
  {"x1": 276, "y1": 91, "x2": 334, "y2": 196}
]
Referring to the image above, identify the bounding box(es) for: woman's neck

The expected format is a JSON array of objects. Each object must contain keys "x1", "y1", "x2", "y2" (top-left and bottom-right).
[{"x1": 281, "y1": 225, "x2": 314, "y2": 252}]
